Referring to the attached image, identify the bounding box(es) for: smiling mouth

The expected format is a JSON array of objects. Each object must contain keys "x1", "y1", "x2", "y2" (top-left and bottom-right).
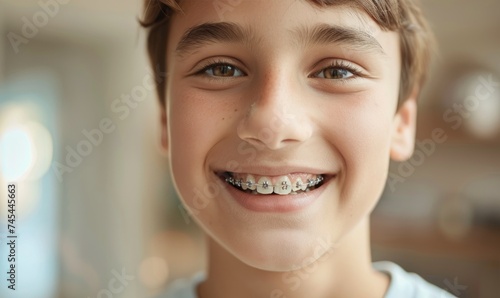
[{"x1": 218, "y1": 172, "x2": 328, "y2": 195}]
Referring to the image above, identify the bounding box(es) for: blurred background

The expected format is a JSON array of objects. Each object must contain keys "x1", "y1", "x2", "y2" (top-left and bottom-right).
[{"x1": 0, "y1": 0, "x2": 498, "y2": 297}]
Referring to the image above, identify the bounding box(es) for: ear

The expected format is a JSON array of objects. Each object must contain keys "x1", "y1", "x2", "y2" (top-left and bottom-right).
[
  {"x1": 160, "y1": 106, "x2": 168, "y2": 151},
  {"x1": 390, "y1": 91, "x2": 418, "y2": 161}
]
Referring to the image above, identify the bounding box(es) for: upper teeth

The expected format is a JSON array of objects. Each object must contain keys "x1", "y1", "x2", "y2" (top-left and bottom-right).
[
  {"x1": 258, "y1": 177, "x2": 274, "y2": 194},
  {"x1": 225, "y1": 174, "x2": 324, "y2": 195}
]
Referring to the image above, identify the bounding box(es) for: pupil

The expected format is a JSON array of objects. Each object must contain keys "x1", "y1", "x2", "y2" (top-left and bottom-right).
[
  {"x1": 216, "y1": 65, "x2": 234, "y2": 76},
  {"x1": 327, "y1": 68, "x2": 348, "y2": 79}
]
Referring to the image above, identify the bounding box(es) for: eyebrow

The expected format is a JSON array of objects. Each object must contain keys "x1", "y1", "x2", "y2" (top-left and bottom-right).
[
  {"x1": 175, "y1": 22, "x2": 257, "y2": 58},
  {"x1": 175, "y1": 22, "x2": 385, "y2": 58},
  {"x1": 292, "y1": 23, "x2": 385, "y2": 55}
]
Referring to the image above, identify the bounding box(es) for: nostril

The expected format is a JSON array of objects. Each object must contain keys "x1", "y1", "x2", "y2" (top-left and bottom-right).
[
  {"x1": 241, "y1": 137, "x2": 268, "y2": 150},
  {"x1": 241, "y1": 137, "x2": 299, "y2": 151},
  {"x1": 236, "y1": 103, "x2": 313, "y2": 150}
]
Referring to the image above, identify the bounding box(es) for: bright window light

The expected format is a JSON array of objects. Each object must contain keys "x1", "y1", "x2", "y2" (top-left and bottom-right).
[{"x1": 0, "y1": 127, "x2": 35, "y2": 181}]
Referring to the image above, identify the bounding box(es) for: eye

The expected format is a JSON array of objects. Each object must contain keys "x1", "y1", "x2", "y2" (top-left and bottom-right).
[
  {"x1": 317, "y1": 68, "x2": 353, "y2": 80},
  {"x1": 200, "y1": 63, "x2": 245, "y2": 78},
  {"x1": 312, "y1": 61, "x2": 361, "y2": 80}
]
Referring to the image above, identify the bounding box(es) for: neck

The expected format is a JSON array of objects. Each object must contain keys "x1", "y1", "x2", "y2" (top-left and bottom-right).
[{"x1": 197, "y1": 218, "x2": 389, "y2": 298}]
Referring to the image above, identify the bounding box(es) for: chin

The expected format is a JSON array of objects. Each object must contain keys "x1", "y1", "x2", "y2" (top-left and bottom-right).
[{"x1": 215, "y1": 227, "x2": 337, "y2": 272}]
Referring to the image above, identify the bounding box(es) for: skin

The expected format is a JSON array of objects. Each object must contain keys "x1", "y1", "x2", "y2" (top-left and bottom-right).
[{"x1": 161, "y1": 0, "x2": 418, "y2": 297}]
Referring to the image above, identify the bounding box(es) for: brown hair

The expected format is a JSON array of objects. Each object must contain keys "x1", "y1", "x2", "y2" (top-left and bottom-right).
[{"x1": 140, "y1": 0, "x2": 434, "y2": 107}]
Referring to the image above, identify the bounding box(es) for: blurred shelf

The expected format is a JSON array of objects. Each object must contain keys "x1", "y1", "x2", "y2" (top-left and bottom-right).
[
  {"x1": 371, "y1": 216, "x2": 500, "y2": 262},
  {"x1": 416, "y1": 109, "x2": 500, "y2": 145}
]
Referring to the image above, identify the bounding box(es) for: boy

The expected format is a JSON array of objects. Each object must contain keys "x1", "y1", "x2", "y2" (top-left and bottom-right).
[{"x1": 142, "y1": 0, "x2": 455, "y2": 297}]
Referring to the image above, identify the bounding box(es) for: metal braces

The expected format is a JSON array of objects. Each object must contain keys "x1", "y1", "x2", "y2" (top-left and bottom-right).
[{"x1": 225, "y1": 175, "x2": 324, "y2": 190}]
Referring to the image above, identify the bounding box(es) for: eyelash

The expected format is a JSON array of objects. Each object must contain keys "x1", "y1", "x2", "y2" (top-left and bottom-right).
[
  {"x1": 312, "y1": 60, "x2": 363, "y2": 80},
  {"x1": 193, "y1": 58, "x2": 363, "y2": 81},
  {"x1": 194, "y1": 58, "x2": 244, "y2": 78}
]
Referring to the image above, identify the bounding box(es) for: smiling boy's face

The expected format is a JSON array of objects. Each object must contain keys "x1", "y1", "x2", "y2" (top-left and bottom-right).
[{"x1": 163, "y1": 0, "x2": 416, "y2": 271}]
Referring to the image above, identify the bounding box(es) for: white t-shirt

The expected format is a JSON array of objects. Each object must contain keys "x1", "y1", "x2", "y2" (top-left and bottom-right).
[{"x1": 157, "y1": 261, "x2": 457, "y2": 298}]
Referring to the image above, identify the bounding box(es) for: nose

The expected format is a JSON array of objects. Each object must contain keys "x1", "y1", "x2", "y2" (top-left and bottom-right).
[{"x1": 237, "y1": 71, "x2": 313, "y2": 150}]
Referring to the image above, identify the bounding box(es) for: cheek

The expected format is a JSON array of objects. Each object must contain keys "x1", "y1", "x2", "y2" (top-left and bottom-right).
[
  {"x1": 319, "y1": 91, "x2": 395, "y2": 215},
  {"x1": 344, "y1": 107, "x2": 392, "y2": 194},
  {"x1": 167, "y1": 88, "x2": 237, "y2": 209},
  {"x1": 168, "y1": 90, "x2": 213, "y2": 201}
]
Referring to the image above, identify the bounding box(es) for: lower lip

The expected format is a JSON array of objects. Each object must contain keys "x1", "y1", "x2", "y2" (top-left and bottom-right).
[{"x1": 220, "y1": 175, "x2": 332, "y2": 213}]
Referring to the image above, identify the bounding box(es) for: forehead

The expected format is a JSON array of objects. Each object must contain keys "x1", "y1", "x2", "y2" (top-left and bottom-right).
[
  {"x1": 171, "y1": 0, "x2": 379, "y2": 31},
  {"x1": 167, "y1": 0, "x2": 398, "y2": 61}
]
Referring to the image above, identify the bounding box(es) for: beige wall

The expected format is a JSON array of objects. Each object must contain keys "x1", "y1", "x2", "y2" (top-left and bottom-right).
[{"x1": 1, "y1": 1, "x2": 499, "y2": 297}]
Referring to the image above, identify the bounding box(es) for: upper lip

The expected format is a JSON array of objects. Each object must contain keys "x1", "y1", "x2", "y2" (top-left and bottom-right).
[{"x1": 212, "y1": 164, "x2": 336, "y2": 177}]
